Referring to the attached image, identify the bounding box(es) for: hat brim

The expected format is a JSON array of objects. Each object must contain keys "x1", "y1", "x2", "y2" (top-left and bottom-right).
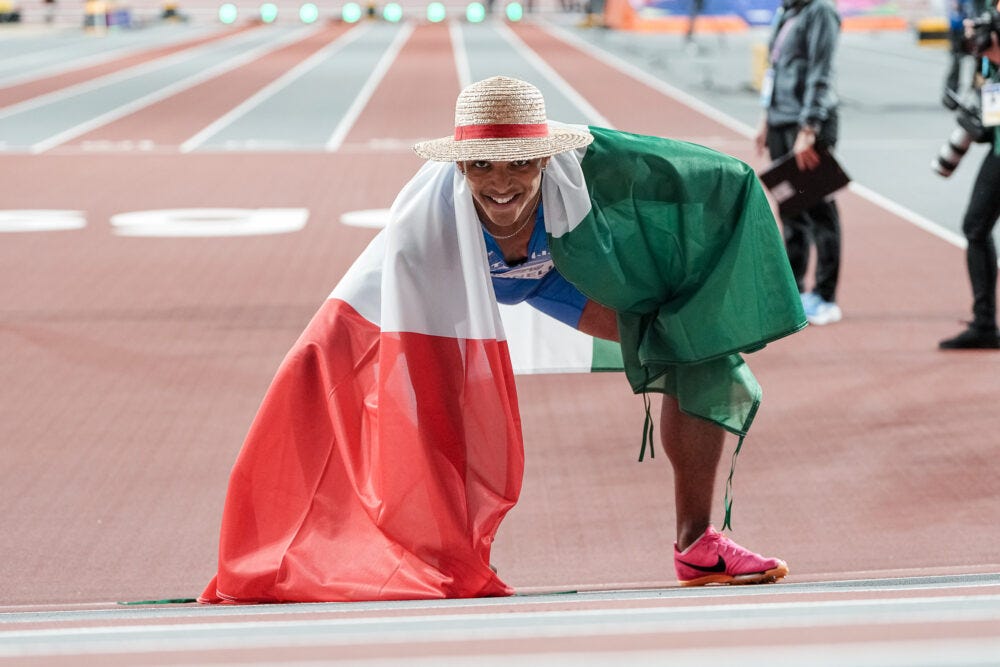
[{"x1": 413, "y1": 125, "x2": 594, "y2": 162}]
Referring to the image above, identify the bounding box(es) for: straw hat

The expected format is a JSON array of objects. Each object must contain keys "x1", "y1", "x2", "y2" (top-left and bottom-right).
[{"x1": 413, "y1": 76, "x2": 593, "y2": 162}]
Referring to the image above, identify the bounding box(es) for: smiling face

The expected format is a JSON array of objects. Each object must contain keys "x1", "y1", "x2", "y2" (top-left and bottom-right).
[{"x1": 460, "y1": 158, "x2": 549, "y2": 231}]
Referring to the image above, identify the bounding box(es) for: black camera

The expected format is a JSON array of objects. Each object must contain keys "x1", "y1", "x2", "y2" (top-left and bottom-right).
[
  {"x1": 931, "y1": 91, "x2": 990, "y2": 178},
  {"x1": 967, "y1": 9, "x2": 1000, "y2": 55}
]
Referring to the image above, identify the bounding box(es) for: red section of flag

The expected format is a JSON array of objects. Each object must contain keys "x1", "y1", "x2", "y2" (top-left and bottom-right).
[{"x1": 200, "y1": 298, "x2": 523, "y2": 603}]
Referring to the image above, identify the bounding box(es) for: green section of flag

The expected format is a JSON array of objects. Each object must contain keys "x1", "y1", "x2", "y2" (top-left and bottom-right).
[
  {"x1": 591, "y1": 337, "x2": 623, "y2": 372},
  {"x1": 550, "y1": 127, "x2": 806, "y2": 437}
]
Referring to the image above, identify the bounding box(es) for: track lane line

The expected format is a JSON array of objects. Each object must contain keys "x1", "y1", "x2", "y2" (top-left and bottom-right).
[
  {"x1": 535, "y1": 20, "x2": 755, "y2": 137},
  {"x1": 0, "y1": 27, "x2": 267, "y2": 123},
  {"x1": 0, "y1": 25, "x2": 256, "y2": 111},
  {"x1": 2, "y1": 594, "x2": 998, "y2": 659},
  {"x1": 30, "y1": 26, "x2": 319, "y2": 154},
  {"x1": 495, "y1": 21, "x2": 611, "y2": 128},
  {"x1": 2, "y1": 574, "x2": 997, "y2": 624},
  {"x1": 534, "y1": 19, "x2": 988, "y2": 260},
  {"x1": 67, "y1": 23, "x2": 354, "y2": 149},
  {"x1": 179, "y1": 23, "x2": 371, "y2": 153},
  {"x1": 449, "y1": 21, "x2": 472, "y2": 89},
  {"x1": 325, "y1": 23, "x2": 414, "y2": 152},
  {"x1": 0, "y1": 27, "x2": 217, "y2": 88}
]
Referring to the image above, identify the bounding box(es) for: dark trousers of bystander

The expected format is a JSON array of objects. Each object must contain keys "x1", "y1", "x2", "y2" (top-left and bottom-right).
[
  {"x1": 944, "y1": 29, "x2": 970, "y2": 105},
  {"x1": 766, "y1": 116, "x2": 842, "y2": 303},
  {"x1": 961, "y1": 143, "x2": 1000, "y2": 331}
]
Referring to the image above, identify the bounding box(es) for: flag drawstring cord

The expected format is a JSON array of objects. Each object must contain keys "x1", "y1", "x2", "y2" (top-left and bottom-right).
[
  {"x1": 634, "y1": 370, "x2": 746, "y2": 531},
  {"x1": 639, "y1": 390, "x2": 655, "y2": 462},
  {"x1": 721, "y1": 434, "x2": 746, "y2": 531}
]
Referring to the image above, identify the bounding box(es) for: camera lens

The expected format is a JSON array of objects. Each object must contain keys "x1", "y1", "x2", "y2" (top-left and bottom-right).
[{"x1": 931, "y1": 127, "x2": 974, "y2": 177}]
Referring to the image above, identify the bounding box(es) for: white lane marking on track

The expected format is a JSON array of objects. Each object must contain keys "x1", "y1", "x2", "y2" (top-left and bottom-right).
[
  {"x1": 325, "y1": 23, "x2": 415, "y2": 152},
  {"x1": 3, "y1": 573, "x2": 999, "y2": 622},
  {"x1": 538, "y1": 20, "x2": 752, "y2": 136},
  {"x1": 538, "y1": 20, "x2": 980, "y2": 255},
  {"x1": 848, "y1": 181, "x2": 968, "y2": 247},
  {"x1": 0, "y1": 27, "x2": 218, "y2": 90},
  {"x1": 495, "y1": 21, "x2": 610, "y2": 128},
  {"x1": 180, "y1": 24, "x2": 374, "y2": 153},
  {"x1": 30, "y1": 26, "x2": 321, "y2": 155},
  {"x1": 449, "y1": 20, "x2": 472, "y2": 89},
  {"x1": 0, "y1": 26, "x2": 265, "y2": 121},
  {"x1": 156, "y1": 639, "x2": 1000, "y2": 667},
  {"x1": 1, "y1": 594, "x2": 999, "y2": 658}
]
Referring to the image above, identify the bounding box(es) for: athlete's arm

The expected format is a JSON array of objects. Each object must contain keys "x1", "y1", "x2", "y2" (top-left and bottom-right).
[{"x1": 577, "y1": 300, "x2": 620, "y2": 342}]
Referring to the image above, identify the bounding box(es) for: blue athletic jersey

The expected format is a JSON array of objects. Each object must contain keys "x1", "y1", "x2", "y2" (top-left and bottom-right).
[{"x1": 484, "y1": 204, "x2": 588, "y2": 329}]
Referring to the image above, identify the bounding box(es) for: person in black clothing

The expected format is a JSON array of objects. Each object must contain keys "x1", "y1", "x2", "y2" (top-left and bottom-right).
[
  {"x1": 943, "y1": 0, "x2": 987, "y2": 109},
  {"x1": 686, "y1": 0, "x2": 704, "y2": 42},
  {"x1": 754, "y1": 0, "x2": 843, "y2": 326},
  {"x1": 940, "y1": 3, "x2": 1000, "y2": 350}
]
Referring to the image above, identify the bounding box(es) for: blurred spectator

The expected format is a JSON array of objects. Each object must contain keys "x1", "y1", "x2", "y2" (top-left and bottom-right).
[
  {"x1": 686, "y1": 0, "x2": 704, "y2": 42},
  {"x1": 0, "y1": 0, "x2": 21, "y2": 22},
  {"x1": 754, "y1": 0, "x2": 844, "y2": 326},
  {"x1": 944, "y1": 0, "x2": 988, "y2": 109},
  {"x1": 580, "y1": 0, "x2": 605, "y2": 27}
]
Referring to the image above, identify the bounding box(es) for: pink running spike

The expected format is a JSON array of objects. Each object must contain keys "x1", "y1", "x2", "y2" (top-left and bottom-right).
[{"x1": 674, "y1": 526, "x2": 789, "y2": 587}]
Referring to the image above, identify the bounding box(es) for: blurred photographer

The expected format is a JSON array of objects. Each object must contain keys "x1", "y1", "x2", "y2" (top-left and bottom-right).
[
  {"x1": 939, "y1": 0, "x2": 1000, "y2": 349},
  {"x1": 942, "y1": 0, "x2": 987, "y2": 109}
]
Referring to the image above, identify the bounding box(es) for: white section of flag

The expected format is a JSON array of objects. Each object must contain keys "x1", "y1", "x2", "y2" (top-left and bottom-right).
[
  {"x1": 499, "y1": 304, "x2": 596, "y2": 374},
  {"x1": 331, "y1": 151, "x2": 599, "y2": 371}
]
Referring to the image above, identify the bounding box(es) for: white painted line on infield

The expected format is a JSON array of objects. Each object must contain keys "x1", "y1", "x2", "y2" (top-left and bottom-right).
[
  {"x1": 496, "y1": 21, "x2": 611, "y2": 128},
  {"x1": 449, "y1": 20, "x2": 472, "y2": 90},
  {"x1": 31, "y1": 26, "x2": 320, "y2": 154},
  {"x1": 180, "y1": 24, "x2": 373, "y2": 154},
  {"x1": 0, "y1": 26, "x2": 218, "y2": 91},
  {"x1": 539, "y1": 21, "x2": 750, "y2": 137},
  {"x1": 538, "y1": 20, "x2": 981, "y2": 256},
  {"x1": 1, "y1": 593, "x2": 999, "y2": 659},
  {"x1": 325, "y1": 23, "x2": 414, "y2": 153},
  {"x1": 0, "y1": 26, "x2": 265, "y2": 122}
]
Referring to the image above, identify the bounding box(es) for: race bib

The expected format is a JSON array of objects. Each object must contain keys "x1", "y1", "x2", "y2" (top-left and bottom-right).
[
  {"x1": 759, "y1": 68, "x2": 775, "y2": 108},
  {"x1": 982, "y1": 82, "x2": 1000, "y2": 127}
]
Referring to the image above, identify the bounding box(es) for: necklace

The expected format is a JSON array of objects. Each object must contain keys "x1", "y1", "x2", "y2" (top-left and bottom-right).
[{"x1": 482, "y1": 214, "x2": 532, "y2": 240}]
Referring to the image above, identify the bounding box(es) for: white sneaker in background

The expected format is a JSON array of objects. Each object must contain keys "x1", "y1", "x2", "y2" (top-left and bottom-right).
[
  {"x1": 808, "y1": 299, "x2": 842, "y2": 326},
  {"x1": 800, "y1": 292, "x2": 821, "y2": 316}
]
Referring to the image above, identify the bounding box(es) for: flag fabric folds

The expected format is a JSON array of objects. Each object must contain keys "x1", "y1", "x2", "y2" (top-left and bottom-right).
[
  {"x1": 201, "y1": 127, "x2": 805, "y2": 604},
  {"x1": 545, "y1": 127, "x2": 806, "y2": 439},
  {"x1": 200, "y1": 162, "x2": 524, "y2": 603}
]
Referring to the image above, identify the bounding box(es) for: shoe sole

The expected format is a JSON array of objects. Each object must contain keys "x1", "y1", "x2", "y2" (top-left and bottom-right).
[
  {"x1": 939, "y1": 341, "x2": 1000, "y2": 350},
  {"x1": 807, "y1": 312, "x2": 842, "y2": 326},
  {"x1": 678, "y1": 562, "x2": 789, "y2": 587}
]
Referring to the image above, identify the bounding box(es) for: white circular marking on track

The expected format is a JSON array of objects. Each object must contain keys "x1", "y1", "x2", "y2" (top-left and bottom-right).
[{"x1": 110, "y1": 208, "x2": 309, "y2": 237}]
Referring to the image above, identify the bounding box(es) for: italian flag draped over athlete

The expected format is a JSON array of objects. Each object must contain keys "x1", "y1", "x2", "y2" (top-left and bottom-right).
[{"x1": 200, "y1": 127, "x2": 805, "y2": 604}]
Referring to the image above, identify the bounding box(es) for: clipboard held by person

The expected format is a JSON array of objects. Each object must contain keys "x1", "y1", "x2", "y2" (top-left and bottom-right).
[{"x1": 758, "y1": 146, "x2": 851, "y2": 217}]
